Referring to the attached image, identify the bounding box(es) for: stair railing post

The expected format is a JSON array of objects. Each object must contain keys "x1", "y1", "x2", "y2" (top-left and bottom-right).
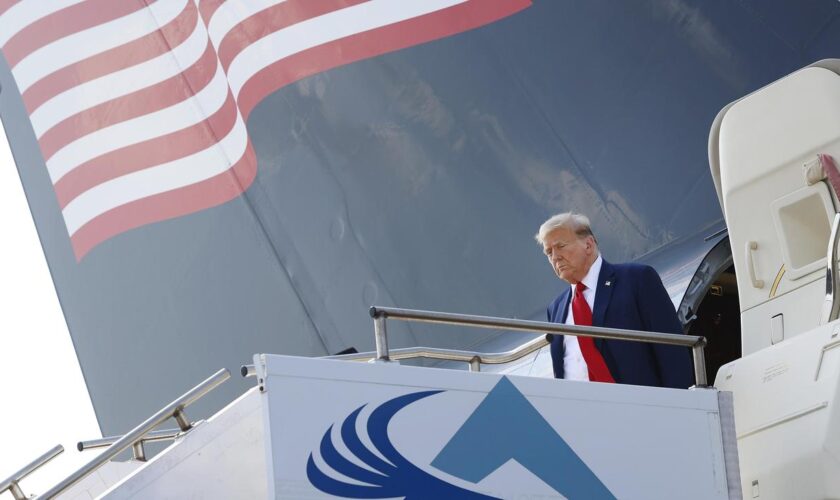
[{"x1": 371, "y1": 308, "x2": 390, "y2": 362}]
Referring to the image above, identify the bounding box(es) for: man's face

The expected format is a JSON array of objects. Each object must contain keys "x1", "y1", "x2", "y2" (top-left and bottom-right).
[{"x1": 542, "y1": 226, "x2": 596, "y2": 284}]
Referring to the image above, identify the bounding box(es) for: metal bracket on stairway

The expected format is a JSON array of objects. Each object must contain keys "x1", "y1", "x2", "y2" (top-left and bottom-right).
[
  {"x1": 39, "y1": 368, "x2": 230, "y2": 499},
  {"x1": 0, "y1": 445, "x2": 63, "y2": 500},
  {"x1": 78, "y1": 428, "x2": 183, "y2": 462}
]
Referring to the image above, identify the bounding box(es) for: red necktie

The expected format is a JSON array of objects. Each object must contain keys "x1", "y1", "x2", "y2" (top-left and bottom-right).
[{"x1": 571, "y1": 283, "x2": 615, "y2": 383}]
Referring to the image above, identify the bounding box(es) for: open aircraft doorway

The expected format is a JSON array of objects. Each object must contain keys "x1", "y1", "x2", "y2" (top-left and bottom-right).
[{"x1": 680, "y1": 237, "x2": 742, "y2": 385}]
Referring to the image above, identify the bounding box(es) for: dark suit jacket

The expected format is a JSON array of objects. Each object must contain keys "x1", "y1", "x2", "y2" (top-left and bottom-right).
[{"x1": 547, "y1": 260, "x2": 693, "y2": 389}]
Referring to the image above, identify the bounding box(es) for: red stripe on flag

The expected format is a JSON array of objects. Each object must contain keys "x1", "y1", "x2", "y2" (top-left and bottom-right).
[
  {"x1": 70, "y1": 142, "x2": 257, "y2": 260},
  {"x1": 38, "y1": 41, "x2": 218, "y2": 161},
  {"x1": 217, "y1": 0, "x2": 368, "y2": 72},
  {"x1": 237, "y1": 0, "x2": 532, "y2": 119},
  {"x1": 197, "y1": 0, "x2": 226, "y2": 26},
  {"x1": 22, "y1": 1, "x2": 197, "y2": 114},
  {"x1": 55, "y1": 91, "x2": 238, "y2": 208},
  {"x1": 3, "y1": 0, "x2": 153, "y2": 68},
  {"x1": 0, "y1": 0, "x2": 20, "y2": 17}
]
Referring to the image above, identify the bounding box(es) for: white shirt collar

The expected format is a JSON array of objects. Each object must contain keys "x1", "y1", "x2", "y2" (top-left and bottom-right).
[{"x1": 572, "y1": 254, "x2": 602, "y2": 294}]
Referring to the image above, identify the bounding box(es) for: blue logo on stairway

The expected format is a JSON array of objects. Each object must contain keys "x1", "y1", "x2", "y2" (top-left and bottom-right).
[{"x1": 307, "y1": 377, "x2": 616, "y2": 499}]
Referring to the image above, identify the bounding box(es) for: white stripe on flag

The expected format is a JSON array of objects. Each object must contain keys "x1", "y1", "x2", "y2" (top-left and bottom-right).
[
  {"x1": 11, "y1": 0, "x2": 188, "y2": 93},
  {"x1": 0, "y1": 0, "x2": 87, "y2": 47},
  {"x1": 30, "y1": 14, "x2": 207, "y2": 138},
  {"x1": 47, "y1": 64, "x2": 231, "y2": 184},
  {"x1": 62, "y1": 113, "x2": 249, "y2": 235},
  {"x1": 206, "y1": 0, "x2": 288, "y2": 48},
  {"x1": 226, "y1": 0, "x2": 466, "y2": 96}
]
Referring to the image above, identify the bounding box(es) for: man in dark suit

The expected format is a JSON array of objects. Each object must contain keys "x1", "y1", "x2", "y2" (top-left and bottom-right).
[{"x1": 536, "y1": 213, "x2": 693, "y2": 389}]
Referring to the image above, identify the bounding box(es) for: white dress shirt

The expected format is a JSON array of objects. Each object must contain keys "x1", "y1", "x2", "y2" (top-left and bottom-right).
[{"x1": 563, "y1": 255, "x2": 602, "y2": 381}]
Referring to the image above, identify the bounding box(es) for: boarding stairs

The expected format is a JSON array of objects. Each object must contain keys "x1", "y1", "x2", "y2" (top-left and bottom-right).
[{"x1": 1, "y1": 307, "x2": 740, "y2": 499}]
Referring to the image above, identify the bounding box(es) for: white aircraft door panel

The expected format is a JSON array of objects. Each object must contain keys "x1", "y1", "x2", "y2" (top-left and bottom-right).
[
  {"x1": 740, "y1": 277, "x2": 824, "y2": 355},
  {"x1": 717, "y1": 66, "x2": 840, "y2": 349}
]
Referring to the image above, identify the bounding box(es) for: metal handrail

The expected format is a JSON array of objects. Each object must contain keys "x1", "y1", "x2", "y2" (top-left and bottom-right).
[
  {"x1": 368, "y1": 306, "x2": 709, "y2": 387},
  {"x1": 39, "y1": 369, "x2": 230, "y2": 499},
  {"x1": 821, "y1": 213, "x2": 840, "y2": 324},
  {"x1": 327, "y1": 335, "x2": 549, "y2": 372},
  {"x1": 78, "y1": 428, "x2": 183, "y2": 462},
  {"x1": 0, "y1": 445, "x2": 63, "y2": 500},
  {"x1": 78, "y1": 429, "x2": 181, "y2": 452},
  {"x1": 241, "y1": 364, "x2": 257, "y2": 378},
  {"x1": 237, "y1": 334, "x2": 549, "y2": 376}
]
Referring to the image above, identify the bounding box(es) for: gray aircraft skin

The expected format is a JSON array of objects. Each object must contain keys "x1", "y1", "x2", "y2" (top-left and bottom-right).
[{"x1": 1, "y1": 0, "x2": 837, "y2": 436}]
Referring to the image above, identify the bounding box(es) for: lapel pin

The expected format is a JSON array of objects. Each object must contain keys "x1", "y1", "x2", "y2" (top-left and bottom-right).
[{"x1": 605, "y1": 281, "x2": 611, "y2": 287}]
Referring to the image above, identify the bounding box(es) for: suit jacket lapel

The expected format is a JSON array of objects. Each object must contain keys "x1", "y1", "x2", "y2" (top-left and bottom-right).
[
  {"x1": 554, "y1": 288, "x2": 572, "y2": 336},
  {"x1": 592, "y1": 259, "x2": 615, "y2": 350},
  {"x1": 559, "y1": 288, "x2": 572, "y2": 324},
  {"x1": 553, "y1": 288, "x2": 572, "y2": 378}
]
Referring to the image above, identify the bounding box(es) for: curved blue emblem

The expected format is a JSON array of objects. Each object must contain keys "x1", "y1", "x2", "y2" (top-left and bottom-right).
[
  {"x1": 306, "y1": 390, "x2": 499, "y2": 499},
  {"x1": 308, "y1": 377, "x2": 616, "y2": 499}
]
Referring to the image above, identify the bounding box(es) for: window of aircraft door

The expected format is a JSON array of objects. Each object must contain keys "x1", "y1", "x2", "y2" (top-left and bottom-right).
[{"x1": 770, "y1": 182, "x2": 835, "y2": 281}]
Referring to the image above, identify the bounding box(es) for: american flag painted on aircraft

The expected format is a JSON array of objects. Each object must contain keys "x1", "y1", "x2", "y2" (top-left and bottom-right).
[{"x1": 0, "y1": 0, "x2": 530, "y2": 260}]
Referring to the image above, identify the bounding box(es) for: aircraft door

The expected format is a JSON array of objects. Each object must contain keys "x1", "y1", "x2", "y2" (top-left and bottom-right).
[{"x1": 713, "y1": 63, "x2": 840, "y2": 355}]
